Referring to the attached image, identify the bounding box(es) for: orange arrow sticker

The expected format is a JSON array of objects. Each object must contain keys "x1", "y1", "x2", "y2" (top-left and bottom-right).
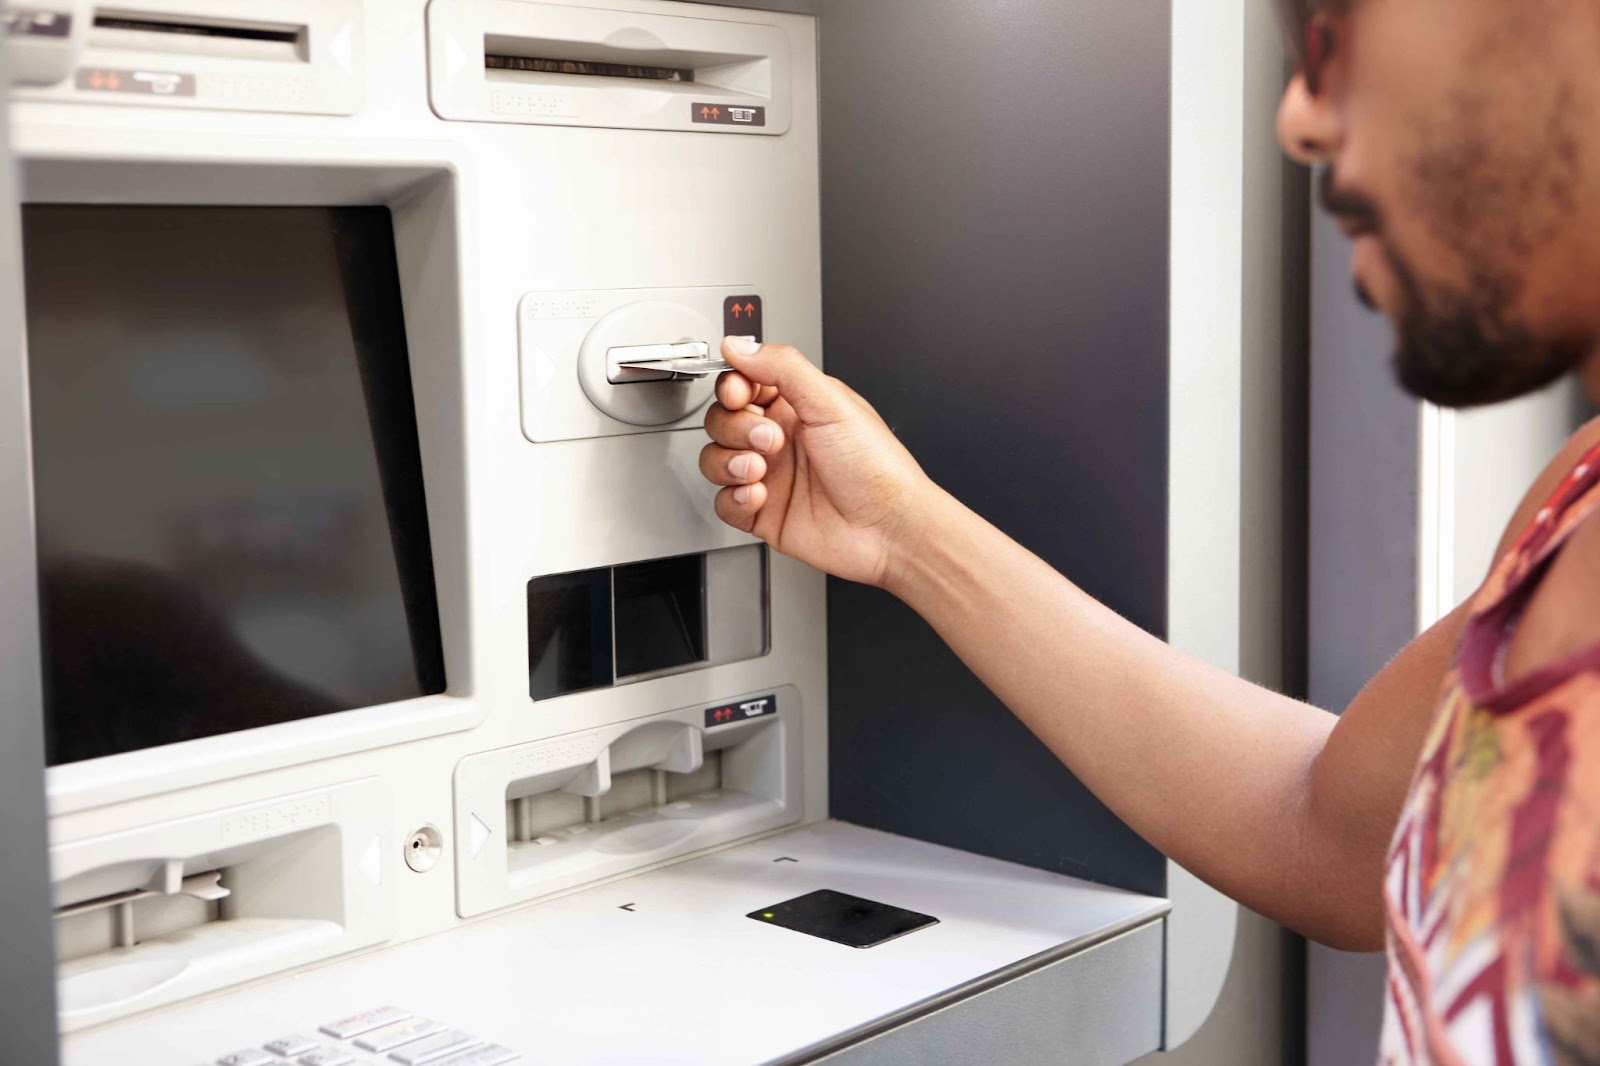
[{"x1": 724, "y1": 296, "x2": 763, "y2": 343}]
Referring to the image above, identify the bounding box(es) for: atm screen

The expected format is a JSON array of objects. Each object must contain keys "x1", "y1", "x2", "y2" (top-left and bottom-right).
[{"x1": 22, "y1": 205, "x2": 447, "y2": 765}]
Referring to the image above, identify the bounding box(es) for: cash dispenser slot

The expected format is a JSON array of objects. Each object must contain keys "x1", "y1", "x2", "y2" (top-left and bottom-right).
[
  {"x1": 454, "y1": 688, "x2": 802, "y2": 918},
  {"x1": 90, "y1": 9, "x2": 308, "y2": 61},
  {"x1": 50, "y1": 780, "x2": 394, "y2": 1032}
]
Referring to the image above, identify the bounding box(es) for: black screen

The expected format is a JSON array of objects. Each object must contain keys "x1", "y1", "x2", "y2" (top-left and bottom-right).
[
  {"x1": 23, "y1": 205, "x2": 447, "y2": 765},
  {"x1": 527, "y1": 568, "x2": 614, "y2": 700},
  {"x1": 613, "y1": 554, "x2": 705, "y2": 678}
]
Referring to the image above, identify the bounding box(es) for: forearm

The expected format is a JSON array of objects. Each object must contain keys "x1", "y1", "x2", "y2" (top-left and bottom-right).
[{"x1": 886, "y1": 487, "x2": 1377, "y2": 946}]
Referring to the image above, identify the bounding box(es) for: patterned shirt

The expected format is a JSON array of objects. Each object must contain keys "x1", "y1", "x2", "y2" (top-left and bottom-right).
[{"x1": 1381, "y1": 441, "x2": 1600, "y2": 1065}]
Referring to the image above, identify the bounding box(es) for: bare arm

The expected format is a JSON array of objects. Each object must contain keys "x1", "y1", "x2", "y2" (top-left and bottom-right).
[
  {"x1": 888, "y1": 485, "x2": 1456, "y2": 950},
  {"x1": 700, "y1": 337, "x2": 1600, "y2": 951}
]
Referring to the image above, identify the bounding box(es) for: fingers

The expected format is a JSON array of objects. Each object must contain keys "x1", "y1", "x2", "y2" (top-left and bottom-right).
[
  {"x1": 699, "y1": 442, "x2": 768, "y2": 488},
  {"x1": 715, "y1": 370, "x2": 780, "y2": 412},
  {"x1": 704, "y1": 403, "x2": 786, "y2": 455},
  {"x1": 719, "y1": 336, "x2": 846, "y2": 426},
  {"x1": 714, "y1": 481, "x2": 768, "y2": 533}
]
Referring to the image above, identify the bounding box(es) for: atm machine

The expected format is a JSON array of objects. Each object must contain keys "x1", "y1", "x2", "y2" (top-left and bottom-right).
[{"x1": 2, "y1": 2, "x2": 1262, "y2": 1063}]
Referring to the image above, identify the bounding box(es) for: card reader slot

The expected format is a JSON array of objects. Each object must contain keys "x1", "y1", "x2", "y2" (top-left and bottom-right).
[{"x1": 90, "y1": 9, "x2": 307, "y2": 61}]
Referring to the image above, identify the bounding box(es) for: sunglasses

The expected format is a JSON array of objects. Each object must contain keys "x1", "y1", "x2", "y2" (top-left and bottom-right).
[{"x1": 1277, "y1": 0, "x2": 1339, "y2": 96}]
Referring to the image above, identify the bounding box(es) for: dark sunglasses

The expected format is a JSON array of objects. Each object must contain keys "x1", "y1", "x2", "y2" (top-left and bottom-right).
[{"x1": 1277, "y1": 0, "x2": 1338, "y2": 96}]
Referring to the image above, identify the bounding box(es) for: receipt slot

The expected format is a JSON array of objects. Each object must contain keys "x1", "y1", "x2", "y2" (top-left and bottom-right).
[{"x1": 519, "y1": 286, "x2": 754, "y2": 441}]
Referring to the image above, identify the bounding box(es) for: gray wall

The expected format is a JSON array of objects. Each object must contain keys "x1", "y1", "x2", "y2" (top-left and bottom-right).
[
  {"x1": 815, "y1": 0, "x2": 1172, "y2": 899},
  {"x1": 0, "y1": 65, "x2": 64, "y2": 1066}
]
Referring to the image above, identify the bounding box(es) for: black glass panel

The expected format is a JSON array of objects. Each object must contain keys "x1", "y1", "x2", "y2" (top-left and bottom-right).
[
  {"x1": 23, "y1": 205, "x2": 447, "y2": 765},
  {"x1": 528, "y1": 568, "x2": 614, "y2": 700},
  {"x1": 613, "y1": 554, "x2": 706, "y2": 678}
]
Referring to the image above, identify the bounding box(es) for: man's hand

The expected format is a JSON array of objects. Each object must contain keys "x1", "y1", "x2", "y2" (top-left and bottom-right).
[{"x1": 699, "y1": 336, "x2": 934, "y2": 588}]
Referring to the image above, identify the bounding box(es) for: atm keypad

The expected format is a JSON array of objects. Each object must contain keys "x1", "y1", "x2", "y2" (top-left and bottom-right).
[{"x1": 202, "y1": 1008, "x2": 518, "y2": 1066}]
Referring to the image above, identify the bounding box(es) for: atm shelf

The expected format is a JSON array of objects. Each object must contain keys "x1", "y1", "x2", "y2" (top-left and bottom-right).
[{"x1": 63, "y1": 821, "x2": 1169, "y2": 1066}]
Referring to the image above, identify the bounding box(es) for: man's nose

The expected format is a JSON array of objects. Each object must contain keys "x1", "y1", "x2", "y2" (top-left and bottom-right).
[{"x1": 1278, "y1": 73, "x2": 1342, "y2": 165}]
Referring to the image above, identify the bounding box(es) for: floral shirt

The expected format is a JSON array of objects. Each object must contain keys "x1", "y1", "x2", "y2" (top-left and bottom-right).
[{"x1": 1381, "y1": 442, "x2": 1600, "y2": 1065}]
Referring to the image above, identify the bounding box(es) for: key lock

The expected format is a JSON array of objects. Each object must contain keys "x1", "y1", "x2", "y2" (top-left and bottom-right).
[{"x1": 578, "y1": 300, "x2": 723, "y2": 427}]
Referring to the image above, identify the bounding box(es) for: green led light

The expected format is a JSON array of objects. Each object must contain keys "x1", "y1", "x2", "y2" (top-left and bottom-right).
[{"x1": 763, "y1": 913, "x2": 774, "y2": 919}]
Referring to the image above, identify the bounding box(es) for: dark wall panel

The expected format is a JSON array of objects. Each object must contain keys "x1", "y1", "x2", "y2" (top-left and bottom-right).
[
  {"x1": 816, "y1": 0, "x2": 1172, "y2": 896},
  {"x1": 1303, "y1": 182, "x2": 1416, "y2": 1066},
  {"x1": 1306, "y1": 211, "x2": 1420, "y2": 716}
]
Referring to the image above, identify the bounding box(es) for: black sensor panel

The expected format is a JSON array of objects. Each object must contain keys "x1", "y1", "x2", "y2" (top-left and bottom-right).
[{"x1": 749, "y1": 889, "x2": 938, "y2": 949}]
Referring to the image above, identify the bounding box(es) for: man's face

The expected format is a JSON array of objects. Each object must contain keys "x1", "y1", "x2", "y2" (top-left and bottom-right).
[{"x1": 1278, "y1": 0, "x2": 1600, "y2": 407}]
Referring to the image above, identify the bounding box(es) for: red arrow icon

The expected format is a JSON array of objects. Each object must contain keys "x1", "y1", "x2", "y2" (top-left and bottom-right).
[
  {"x1": 700, "y1": 105, "x2": 711, "y2": 119},
  {"x1": 743, "y1": 302, "x2": 756, "y2": 316},
  {"x1": 731, "y1": 304, "x2": 743, "y2": 319},
  {"x1": 711, "y1": 106, "x2": 721, "y2": 120}
]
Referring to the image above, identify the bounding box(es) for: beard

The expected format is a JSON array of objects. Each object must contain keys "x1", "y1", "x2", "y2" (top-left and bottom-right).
[
  {"x1": 1386, "y1": 246, "x2": 1585, "y2": 408},
  {"x1": 1321, "y1": 169, "x2": 1585, "y2": 409}
]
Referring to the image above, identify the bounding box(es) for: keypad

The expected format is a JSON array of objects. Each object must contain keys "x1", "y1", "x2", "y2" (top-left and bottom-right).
[{"x1": 201, "y1": 1008, "x2": 517, "y2": 1066}]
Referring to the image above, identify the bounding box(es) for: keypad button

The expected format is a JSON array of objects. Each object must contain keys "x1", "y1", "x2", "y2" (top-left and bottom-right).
[
  {"x1": 297, "y1": 1043, "x2": 356, "y2": 1062},
  {"x1": 389, "y1": 1030, "x2": 483, "y2": 1065},
  {"x1": 319, "y1": 1006, "x2": 412, "y2": 1039},
  {"x1": 433, "y1": 1045, "x2": 518, "y2": 1065},
  {"x1": 263, "y1": 1035, "x2": 320, "y2": 1056},
  {"x1": 355, "y1": 1017, "x2": 445, "y2": 1052},
  {"x1": 298, "y1": 1048, "x2": 357, "y2": 1066},
  {"x1": 217, "y1": 1050, "x2": 277, "y2": 1066}
]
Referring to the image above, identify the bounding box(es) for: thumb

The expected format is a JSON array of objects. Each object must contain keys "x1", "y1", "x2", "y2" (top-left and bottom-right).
[{"x1": 721, "y1": 336, "x2": 844, "y2": 426}]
